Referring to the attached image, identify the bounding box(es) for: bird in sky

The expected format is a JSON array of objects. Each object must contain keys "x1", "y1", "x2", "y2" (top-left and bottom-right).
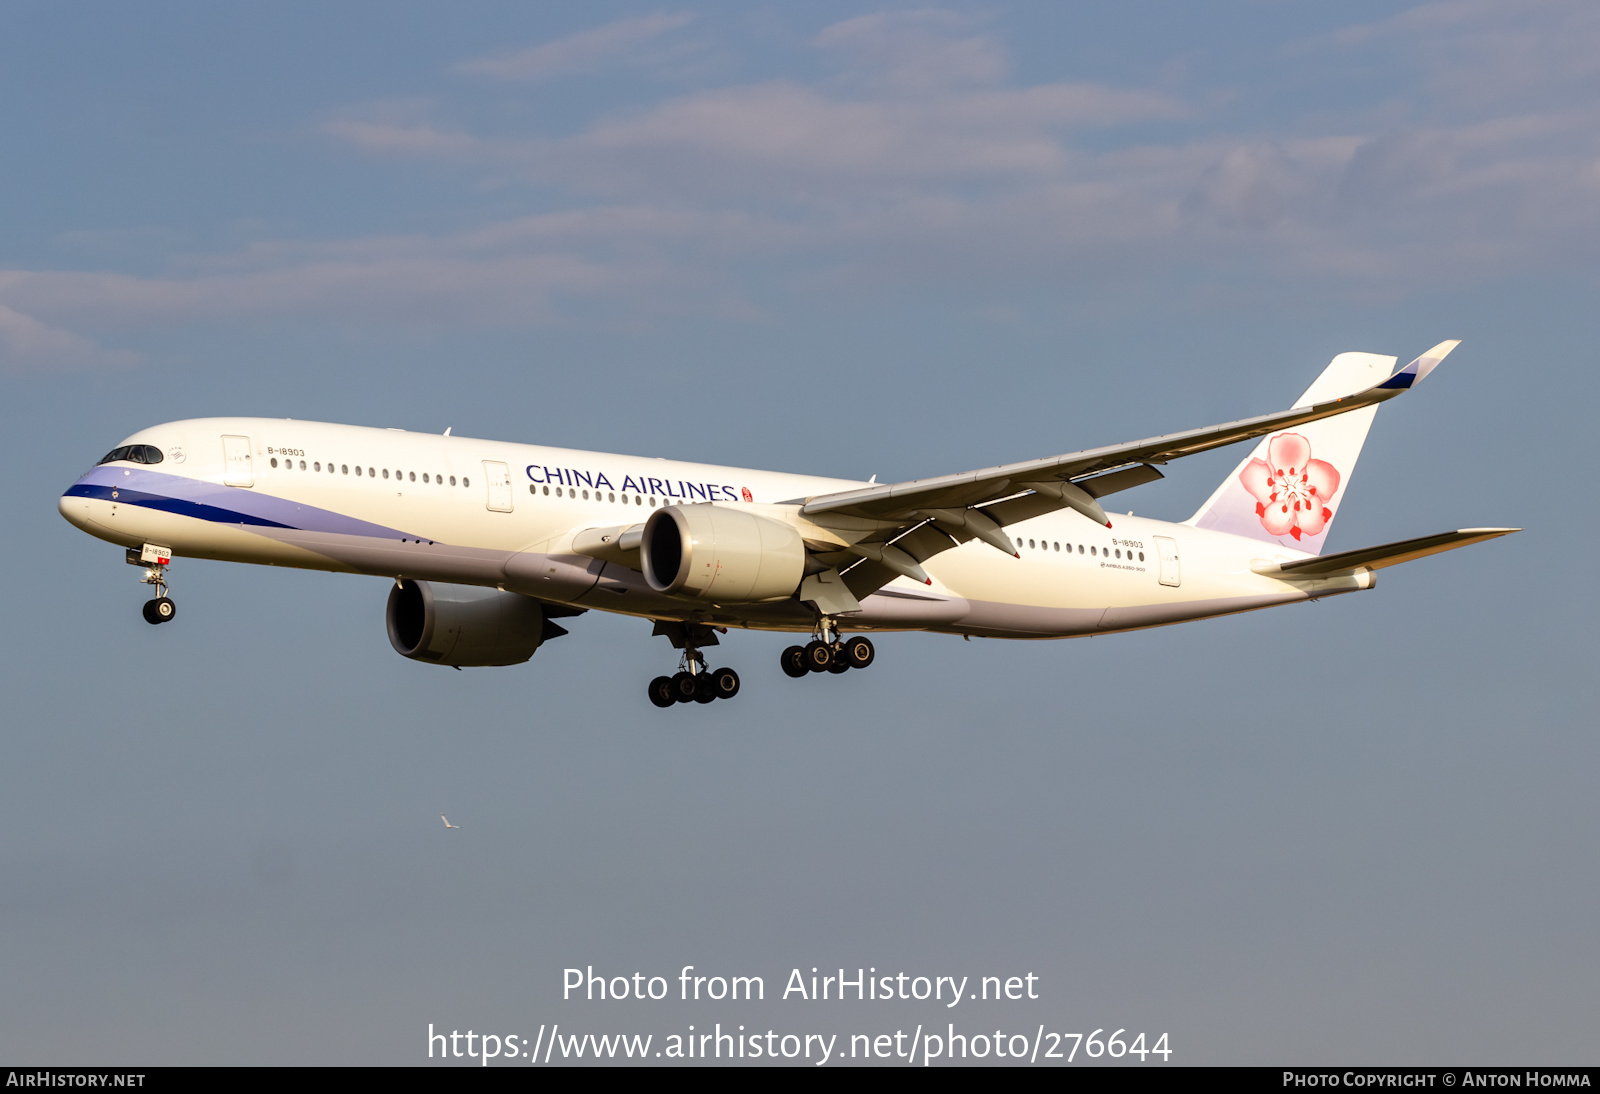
[{"x1": 441, "y1": 815, "x2": 461, "y2": 829}]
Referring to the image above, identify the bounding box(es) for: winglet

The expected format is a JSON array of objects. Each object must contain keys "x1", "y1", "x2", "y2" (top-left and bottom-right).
[{"x1": 1377, "y1": 340, "x2": 1459, "y2": 390}]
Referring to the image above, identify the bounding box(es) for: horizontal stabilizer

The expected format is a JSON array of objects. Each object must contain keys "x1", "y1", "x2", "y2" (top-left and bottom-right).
[{"x1": 1253, "y1": 527, "x2": 1519, "y2": 577}]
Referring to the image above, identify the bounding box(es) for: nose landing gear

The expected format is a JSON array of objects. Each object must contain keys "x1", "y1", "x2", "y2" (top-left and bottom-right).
[
  {"x1": 128, "y1": 545, "x2": 176, "y2": 625},
  {"x1": 781, "y1": 618, "x2": 874, "y2": 679},
  {"x1": 647, "y1": 620, "x2": 741, "y2": 709}
]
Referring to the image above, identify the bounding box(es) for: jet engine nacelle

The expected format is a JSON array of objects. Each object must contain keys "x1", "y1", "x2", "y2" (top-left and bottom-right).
[
  {"x1": 641, "y1": 504, "x2": 805, "y2": 602},
  {"x1": 386, "y1": 580, "x2": 549, "y2": 667}
]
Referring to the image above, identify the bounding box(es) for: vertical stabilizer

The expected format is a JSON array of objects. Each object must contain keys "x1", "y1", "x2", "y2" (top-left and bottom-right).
[{"x1": 1187, "y1": 351, "x2": 1397, "y2": 554}]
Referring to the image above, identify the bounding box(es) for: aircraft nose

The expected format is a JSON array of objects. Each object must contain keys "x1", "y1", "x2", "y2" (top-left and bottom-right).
[{"x1": 59, "y1": 475, "x2": 96, "y2": 530}]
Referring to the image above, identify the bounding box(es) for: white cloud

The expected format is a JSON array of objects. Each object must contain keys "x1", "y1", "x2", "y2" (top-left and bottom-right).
[
  {"x1": 813, "y1": 10, "x2": 1009, "y2": 94},
  {"x1": 455, "y1": 13, "x2": 694, "y2": 81},
  {"x1": 0, "y1": 304, "x2": 138, "y2": 370},
  {"x1": 11, "y1": 2, "x2": 1600, "y2": 363},
  {"x1": 320, "y1": 119, "x2": 486, "y2": 158},
  {"x1": 1326, "y1": 0, "x2": 1600, "y2": 110}
]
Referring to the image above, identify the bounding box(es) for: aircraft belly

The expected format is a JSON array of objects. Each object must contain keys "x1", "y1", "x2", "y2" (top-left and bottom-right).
[{"x1": 502, "y1": 549, "x2": 606, "y2": 602}]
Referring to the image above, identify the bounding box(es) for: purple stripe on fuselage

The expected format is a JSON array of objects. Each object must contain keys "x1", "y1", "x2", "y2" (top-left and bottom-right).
[{"x1": 72, "y1": 466, "x2": 417, "y2": 540}]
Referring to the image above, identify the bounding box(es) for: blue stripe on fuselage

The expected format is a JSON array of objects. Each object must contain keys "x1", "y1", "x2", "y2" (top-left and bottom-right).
[
  {"x1": 64, "y1": 483, "x2": 295, "y2": 528},
  {"x1": 66, "y1": 466, "x2": 419, "y2": 540}
]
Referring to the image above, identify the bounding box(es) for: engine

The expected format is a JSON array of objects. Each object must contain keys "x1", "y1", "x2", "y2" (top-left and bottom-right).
[
  {"x1": 386, "y1": 580, "x2": 551, "y2": 667},
  {"x1": 641, "y1": 504, "x2": 805, "y2": 602}
]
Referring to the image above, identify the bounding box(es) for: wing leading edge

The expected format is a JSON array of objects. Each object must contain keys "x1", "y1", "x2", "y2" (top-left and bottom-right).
[
  {"x1": 802, "y1": 342, "x2": 1457, "y2": 524},
  {"x1": 796, "y1": 342, "x2": 1459, "y2": 601}
]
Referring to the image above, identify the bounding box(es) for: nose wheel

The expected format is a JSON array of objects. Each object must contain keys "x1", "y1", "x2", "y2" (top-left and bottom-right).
[
  {"x1": 128, "y1": 545, "x2": 177, "y2": 625},
  {"x1": 141, "y1": 597, "x2": 176, "y2": 625}
]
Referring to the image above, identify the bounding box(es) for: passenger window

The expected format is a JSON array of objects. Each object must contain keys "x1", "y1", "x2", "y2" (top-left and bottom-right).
[
  {"x1": 342, "y1": 464, "x2": 349, "y2": 475},
  {"x1": 528, "y1": 484, "x2": 535, "y2": 495},
  {"x1": 582, "y1": 489, "x2": 589, "y2": 500},
  {"x1": 555, "y1": 487, "x2": 563, "y2": 497},
  {"x1": 1090, "y1": 546, "x2": 1096, "y2": 556},
  {"x1": 1078, "y1": 544, "x2": 1084, "y2": 554},
  {"x1": 298, "y1": 460, "x2": 305, "y2": 470},
  {"x1": 368, "y1": 468, "x2": 375, "y2": 478},
  {"x1": 608, "y1": 492, "x2": 615, "y2": 502},
  {"x1": 382, "y1": 469, "x2": 389, "y2": 479},
  {"x1": 462, "y1": 477, "x2": 469, "y2": 487},
  {"x1": 449, "y1": 476, "x2": 456, "y2": 486},
  {"x1": 421, "y1": 473, "x2": 428, "y2": 483},
  {"x1": 649, "y1": 497, "x2": 656, "y2": 507},
  {"x1": 1139, "y1": 551, "x2": 1145, "y2": 561},
  {"x1": 270, "y1": 458, "x2": 279, "y2": 468},
  {"x1": 543, "y1": 485, "x2": 549, "y2": 495},
  {"x1": 409, "y1": 472, "x2": 415, "y2": 482},
  {"x1": 314, "y1": 462, "x2": 320, "y2": 472}
]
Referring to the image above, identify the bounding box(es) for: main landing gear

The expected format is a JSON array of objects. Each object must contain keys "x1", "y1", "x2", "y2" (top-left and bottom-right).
[
  {"x1": 781, "y1": 618, "x2": 874, "y2": 679},
  {"x1": 128, "y1": 545, "x2": 177, "y2": 625},
  {"x1": 647, "y1": 621, "x2": 741, "y2": 709}
]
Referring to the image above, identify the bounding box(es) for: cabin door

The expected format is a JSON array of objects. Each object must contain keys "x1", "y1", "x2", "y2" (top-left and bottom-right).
[
  {"x1": 483, "y1": 461, "x2": 513, "y2": 512},
  {"x1": 1154, "y1": 535, "x2": 1180, "y2": 587},
  {"x1": 222, "y1": 435, "x2": 254, "y2": 487}
]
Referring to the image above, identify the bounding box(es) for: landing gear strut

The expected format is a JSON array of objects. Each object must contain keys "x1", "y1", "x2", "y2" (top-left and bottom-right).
[
  {"x1": 647, "y1": 621, "x2": 741, "y2": 708},
  {"x1": 781, "y1": 617, "x2": 874, "y2": 679},
  {"x1": 128, "y1": 545, "x2": 176, "y2": 625}
]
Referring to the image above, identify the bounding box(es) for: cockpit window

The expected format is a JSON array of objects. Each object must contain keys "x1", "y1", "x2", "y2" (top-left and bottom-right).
[{"x1": 96, "y1": 444, "x2": 164, "y2": 466}]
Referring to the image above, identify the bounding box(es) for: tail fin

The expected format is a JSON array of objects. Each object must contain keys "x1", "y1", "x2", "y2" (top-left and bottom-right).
[{"x1": 1188, "y1": 342, "x2": 1458, "y2": 554}]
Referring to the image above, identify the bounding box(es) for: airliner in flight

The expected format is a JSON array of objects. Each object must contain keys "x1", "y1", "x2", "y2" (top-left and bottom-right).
[{"x1": 59, "y1": 341, "x2": 1515, "y2": 708}]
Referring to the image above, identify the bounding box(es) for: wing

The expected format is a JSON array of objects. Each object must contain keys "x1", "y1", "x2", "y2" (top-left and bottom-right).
[{"x1": 799, "y1": 343, "x2": 1457, "y2": 601}]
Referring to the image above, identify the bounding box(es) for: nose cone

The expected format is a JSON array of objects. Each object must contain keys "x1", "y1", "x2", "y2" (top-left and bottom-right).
[{"x1": 59, "y1": 477, "x2": 96, "y2": 531}]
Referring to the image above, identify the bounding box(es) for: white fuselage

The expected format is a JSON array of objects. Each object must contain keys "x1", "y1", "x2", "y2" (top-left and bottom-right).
[{"x1": 59, "y1": 418, "x2": 1374, "y2": 639}]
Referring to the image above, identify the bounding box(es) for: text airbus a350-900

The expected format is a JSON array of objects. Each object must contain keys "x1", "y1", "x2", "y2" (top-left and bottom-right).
[{"x1": 60, "y1": 341, "x2": 1515, "y2": 708}]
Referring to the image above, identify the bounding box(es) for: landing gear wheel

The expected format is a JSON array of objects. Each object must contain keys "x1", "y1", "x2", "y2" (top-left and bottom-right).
[
  {"x1": 780, "y1": 645, "x2": 808, "y2": 678},
  {"x1": 827, "y1": 657, "x2": 850, "y2": 674},
  {"x1": 844, "y1": 636, "x2": 874, "y2": 669},
  {"x1": 671, "y1": 671, "x2": 699, "y2": 703},
  {"x1": 710, "y1": 667, "x2": 741, "y2": 699},
  {"x1": 694, "y1": 674, "x2": 718, "y2": 703},
  {"x1": 803, "y1": 640, "x2": 834, "y2": 673},
  {"x1": 142, "y1": 597, "x2": 176, "y2": 625},
  {"x1": 648, "y1": 676, "x2": 676, "y2": 708}
]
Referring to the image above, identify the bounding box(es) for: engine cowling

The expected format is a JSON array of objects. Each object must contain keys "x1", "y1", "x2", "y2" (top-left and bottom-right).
[
  {"x1": 386, "y1": 580, "x2": 549, "y2": 667},
  {"x1": 641, "y1": 504, "x2": 805, "y2": 602}
]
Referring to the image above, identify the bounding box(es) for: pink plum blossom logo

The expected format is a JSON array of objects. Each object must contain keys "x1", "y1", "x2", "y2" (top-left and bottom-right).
[{"x1": 1239, "y1": 433, "x2": 1340, "y2": 541}]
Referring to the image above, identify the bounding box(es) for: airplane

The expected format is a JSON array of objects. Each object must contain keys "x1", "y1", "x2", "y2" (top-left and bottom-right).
[{"x1": 58, "y1": 340, "x2": 1516, "y2": 709}]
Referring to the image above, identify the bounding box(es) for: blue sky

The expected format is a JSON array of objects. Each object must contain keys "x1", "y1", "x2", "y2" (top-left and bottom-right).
[{"x1": 2, "y1": 2, "x2": 1596, "y2": 1065}]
